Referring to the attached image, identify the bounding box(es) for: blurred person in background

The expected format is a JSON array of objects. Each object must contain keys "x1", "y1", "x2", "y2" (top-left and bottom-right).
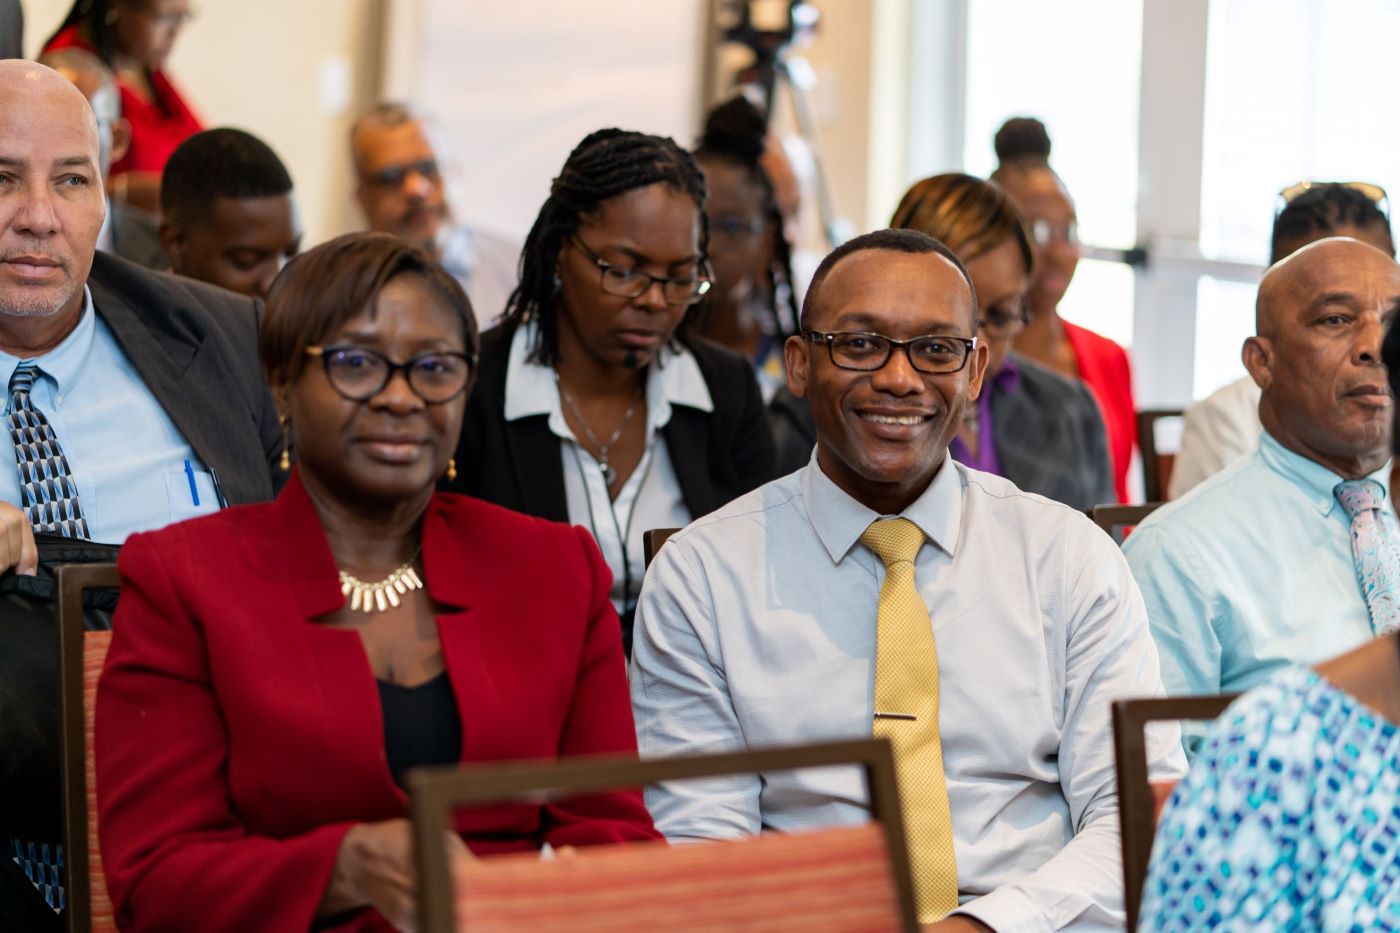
[
  {"x1": 1170, "y1": 182, "x2": 1396, "y2": 497},
  {"x1": 159, "y1": 127, "x2": 302, "y2": 300},
  {"x1": 693, "y1": 96, "x2": 799, "y2": 400},
  {"x1": 993, "y1": 117, "x2": 1135, "y2": 502},
  {"x1": 38, "y1": 45, "x2": 167, "y2": 270},
  {"x1": 43, "y1": 0, "x2": 203, "y2": 214},
  {"x1": 889, "y1": 173, "x2": 1114, "y2": 509},
  {"x1": 351, "y1": 102, "x2": 519, "y2": 330}
]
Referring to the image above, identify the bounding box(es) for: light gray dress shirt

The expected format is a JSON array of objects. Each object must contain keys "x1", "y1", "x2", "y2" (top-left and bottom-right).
[{"x1": 632, "y1": 454, "x2": 1185, "y2": 932}]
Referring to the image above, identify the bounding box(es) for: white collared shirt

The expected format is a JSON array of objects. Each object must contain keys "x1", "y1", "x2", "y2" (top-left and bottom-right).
[
  {"x1": 631, "y1": 453, "x2": 1185, "y2": 932},
  {"x1": 504, "y1": 323, "x2": 713, "y2": 617}
]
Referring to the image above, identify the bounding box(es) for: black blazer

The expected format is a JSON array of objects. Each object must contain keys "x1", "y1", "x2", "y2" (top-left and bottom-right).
[
  {"x1": 991, "y1": 354, "x2": 1115, "y2": 510},
  {"x1": 87, "y1": 251, "x2": 283, "y2": 506},
  {"x1": 446, "y1": 323, "x2": 777, "y2": 524}
]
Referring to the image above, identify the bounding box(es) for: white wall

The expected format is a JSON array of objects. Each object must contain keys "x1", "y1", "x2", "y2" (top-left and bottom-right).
[
  {"x1": 21, "y1": 0, "x2": 381, "y2": 247},
  {"x1": 384, "y1": 0, "x2": 710, "y2": 243}
]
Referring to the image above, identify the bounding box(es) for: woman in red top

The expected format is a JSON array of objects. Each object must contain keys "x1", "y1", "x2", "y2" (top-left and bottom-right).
[
  {"x1": 993, "y1": 118, "x2": 1136, "y2": 502},
  {"x1": 95, "y1": 234, "x2": 659, "y2": 933},
  {"x1": 43, "y1": 0, "x2": 202, "y2": 212}
]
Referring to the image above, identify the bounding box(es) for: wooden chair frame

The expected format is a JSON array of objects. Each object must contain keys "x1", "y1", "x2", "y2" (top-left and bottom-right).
[
  {"x1": 642, "y1": 527, "x2": 680, "y2": 569},
  {"x1": 1137, "y1": 409, "x2": 1184, "y2": 503},
  {"x1": 55, "y1": 562, "x2": 121, "y2": 933},
  {"x1": 409, "y1": 738, "x2": 918, "y2": 933},
  {"x1": 1089, "y1": 503, "x2": 1163, "y2": 543},
  {"x1": 1112, "y1": 694, "x2": 1238, "y2": 931}
]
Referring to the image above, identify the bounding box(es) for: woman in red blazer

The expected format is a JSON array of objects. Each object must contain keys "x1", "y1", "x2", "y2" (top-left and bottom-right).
[{"x1": 95, "y1": 233, "x2": 659, "y2": 933}]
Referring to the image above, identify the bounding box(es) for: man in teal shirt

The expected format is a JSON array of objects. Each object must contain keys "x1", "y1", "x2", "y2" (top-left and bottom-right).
[{"x1": 1125, "y1": 237, "x2": 1400, "y2": 749}]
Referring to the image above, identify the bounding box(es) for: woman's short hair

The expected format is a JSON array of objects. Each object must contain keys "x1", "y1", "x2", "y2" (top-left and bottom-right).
[
  {"x1": 890, "y1": 173, "x2": 1034, "y2": 277},
  {"x1": 260, "y1": 232, "x2": 478, "y2": 388},
  {"x1": 503, "y1": 128, "x2": 709, "y2": 365}
]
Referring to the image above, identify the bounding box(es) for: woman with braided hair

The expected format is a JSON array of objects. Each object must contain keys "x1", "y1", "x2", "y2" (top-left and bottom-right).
[
  {"x1": 446, "y1": 128, "x2": 777, "y2": 654},
  {"x1": 693, "y1": 96, "x2": 801, "y2": 400}
]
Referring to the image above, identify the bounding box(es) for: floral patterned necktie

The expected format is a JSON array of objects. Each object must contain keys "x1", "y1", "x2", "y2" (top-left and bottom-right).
[{"x1": 1334, "y1": 479, "x2": 1400, "y2": 636}]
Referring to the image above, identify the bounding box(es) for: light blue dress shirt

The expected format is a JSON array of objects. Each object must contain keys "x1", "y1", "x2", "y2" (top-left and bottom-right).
[
  {"x1": 0, "y1": 288, "x2": 222, "y2": 544},
  {"x1": 632, "y1": 454, "x2": 1185, "y2": 932},
  {"x1": 1123, "y1": 431, "x2": 1389, "y2": 731}
]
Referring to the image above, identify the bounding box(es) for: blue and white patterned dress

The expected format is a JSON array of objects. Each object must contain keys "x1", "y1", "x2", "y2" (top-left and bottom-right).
[{"x1": 1140, "y1": 666, "x2": 1400, "y2": 931}]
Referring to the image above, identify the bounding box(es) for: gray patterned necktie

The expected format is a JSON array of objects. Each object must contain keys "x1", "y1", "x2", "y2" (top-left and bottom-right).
[{"x1": 6, "y1": 362, "x2": 89, "y2": 538}]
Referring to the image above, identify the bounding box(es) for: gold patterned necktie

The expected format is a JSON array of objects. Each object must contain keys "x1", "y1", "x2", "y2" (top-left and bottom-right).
[{"x1": 860, "y1": 517, "x2": 959, "y2": 922}]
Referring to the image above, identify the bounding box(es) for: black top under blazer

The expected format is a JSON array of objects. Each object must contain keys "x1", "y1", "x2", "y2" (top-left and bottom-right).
[{"x1": 446, "y1": 323, "x2": 778, "y2": 526}]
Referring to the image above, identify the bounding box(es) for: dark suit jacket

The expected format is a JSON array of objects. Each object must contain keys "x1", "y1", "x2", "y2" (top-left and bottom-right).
[
  {"x1": 447, "y1": 323, "x2": 777, "y2": 524},
  {"x1": 87, "y1": 251, "x2": 282, "y2": 506},
  {"x1": 768, "y1": 355, "x2": 1115, "y2": 509},
  {"x1": 992, "y1": 354, "x2": 1115, "y2": 510},
  {"x1": 96, "y1": 472, "x2": 659, "y2": 933}
]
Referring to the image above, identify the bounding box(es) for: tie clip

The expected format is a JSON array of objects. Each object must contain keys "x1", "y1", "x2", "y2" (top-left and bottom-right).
[{"x1": 873, "y1": 711, "x2": 917, "y2": 721}]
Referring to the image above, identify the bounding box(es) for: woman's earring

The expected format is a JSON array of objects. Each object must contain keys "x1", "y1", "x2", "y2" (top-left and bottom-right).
[
  {"x1": 279, "y1": 417, "x2": 292, "y2": 472},
  {"x1": 552, "y1": 272, "x2": 562, "y2": 292},
  {"x1": 445, "y1": 458, "x2": 457, "y2": 482}
]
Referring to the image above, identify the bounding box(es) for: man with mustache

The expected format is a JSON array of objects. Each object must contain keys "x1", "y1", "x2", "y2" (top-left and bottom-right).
[
  {"x1": 351, "y1": 102, "x2": 518, "y2": 329},
  {"x1": 1125, "y1": 237, "x2": 1400, "y2": 749},
  {"x1": 631, "y1": 229, "x2": 1184, "y2": 930},
  {"x1": 0, "y1": 59, "x2": 282, "y2": 923}
]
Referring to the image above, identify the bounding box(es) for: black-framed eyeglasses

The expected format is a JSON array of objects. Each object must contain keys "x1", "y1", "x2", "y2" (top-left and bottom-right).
[
  {"x1": 569, "y1": 235, "x2": 712, "y2": 306},
  {"x1": 805, "y1": 331, "x2": 977, "y2": 375},
  {"x1": 366, "y1": 159, "x2": 440, "y2": 190},
  {"x1": 306, "y1": 345, "x2": 475, "y2": 404}
]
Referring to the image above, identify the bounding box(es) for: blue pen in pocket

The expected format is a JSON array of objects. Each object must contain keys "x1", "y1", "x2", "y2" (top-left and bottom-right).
[{"x1": 183, "y1": 459, "x2": 200, "y2": 506}]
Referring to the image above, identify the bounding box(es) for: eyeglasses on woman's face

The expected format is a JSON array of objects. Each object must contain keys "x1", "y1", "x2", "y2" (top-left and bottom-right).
[
  {"x1": 569, "y1": 235, "x2": 712, "y2": 306},
  {"x1": 305, "y1": 345, "x2": 475, "y2": 404}
]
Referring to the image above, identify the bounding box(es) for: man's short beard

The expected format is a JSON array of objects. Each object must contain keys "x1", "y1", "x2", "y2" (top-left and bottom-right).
[{"x1": 0, "y1": 284, "x2": 77, "y2": 319}]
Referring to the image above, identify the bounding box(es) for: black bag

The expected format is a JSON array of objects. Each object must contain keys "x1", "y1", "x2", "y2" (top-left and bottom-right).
[{"x1": 0, "y1": 534, "x2": 120, "y2": 932}]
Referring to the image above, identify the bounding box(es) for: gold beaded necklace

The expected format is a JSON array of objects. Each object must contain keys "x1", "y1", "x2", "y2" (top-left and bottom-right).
[{"x1": 338, "y1": 550, "x2": 424, "y2": 614}]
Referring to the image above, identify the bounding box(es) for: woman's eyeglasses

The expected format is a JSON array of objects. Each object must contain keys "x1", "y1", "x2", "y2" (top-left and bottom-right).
[
  {"x1": 570, "y1": 236, "x2": 712, "y2": 306},
  {"x1": 305, "y1": 346, "x2": 475, "y2": 404}
]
